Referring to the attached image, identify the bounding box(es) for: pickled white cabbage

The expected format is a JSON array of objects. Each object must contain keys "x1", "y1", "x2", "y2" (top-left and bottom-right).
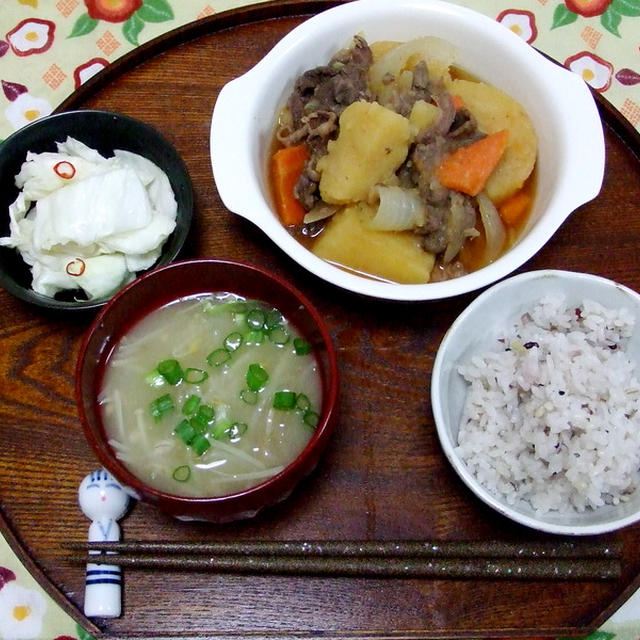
[{"x1": 0, "y1": 137, "x2": 177, "y2": 300}]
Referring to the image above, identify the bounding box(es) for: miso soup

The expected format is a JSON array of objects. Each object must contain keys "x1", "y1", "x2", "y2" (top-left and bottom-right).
[{"x1": 99, "y1": 293, "x2": 323, "y2": 497}]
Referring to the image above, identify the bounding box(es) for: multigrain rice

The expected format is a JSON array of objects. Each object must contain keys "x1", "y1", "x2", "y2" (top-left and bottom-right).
[{"x1": 456, "y1": 294, "x2": 640, "y2": 515}]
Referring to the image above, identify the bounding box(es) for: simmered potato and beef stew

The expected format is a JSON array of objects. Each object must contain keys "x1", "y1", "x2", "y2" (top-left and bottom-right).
[{"x1": 270, "y1": 35, "x2": 538, "y2": 284}]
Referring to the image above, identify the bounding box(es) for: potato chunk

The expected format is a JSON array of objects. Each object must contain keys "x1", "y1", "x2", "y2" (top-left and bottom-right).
[
  {"x1": 317, "y1": 101, "x2": 411, "y2": 204},
  {"x1": 312, "y1": 203, "x2": 435, "y2": 284},
  {"x1": 448, "y1": 79, "x2": 537, "y2": 203},
  {"x1": 409, "y1": 100, "x2": 442, "y2": 134}
]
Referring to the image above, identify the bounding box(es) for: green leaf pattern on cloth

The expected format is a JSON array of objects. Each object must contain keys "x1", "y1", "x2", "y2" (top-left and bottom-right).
[
  {"x1": 611, "y1": 0, "x2": 640, "y2": 16},
  {"x1": 68, "y1": 14, "x2": 99, "y2": 38},
  {"x1": 552, "y1": 4, "x2": 579, "y2": 28},
  {"x1": 601, "y1": 6, "x2": 623, "y2": 35},
  {"x1": 77, "y1": 622, "x2": 97, "y2": 640},
  {"x1": 123, "y1": 11, "x2": 147, "y2": 46},
  {"x1": 138, "y1": 0, "x2": 176, "y2": 23}
]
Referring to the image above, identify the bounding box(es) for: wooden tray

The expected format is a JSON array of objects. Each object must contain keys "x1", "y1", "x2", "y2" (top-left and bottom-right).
[{"x1": 1, "y1": 1, "x2": 640, "y2": 637}]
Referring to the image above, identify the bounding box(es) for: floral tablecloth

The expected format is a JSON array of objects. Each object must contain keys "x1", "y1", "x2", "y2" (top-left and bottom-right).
[{"x1": 0, "y1": 0, "x2": 639, "y2": 638}]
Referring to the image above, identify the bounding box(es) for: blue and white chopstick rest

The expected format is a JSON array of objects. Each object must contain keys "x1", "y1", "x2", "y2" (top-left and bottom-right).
[{"x1": 78, "y1": 469, "x2": 130, "y2": 618}]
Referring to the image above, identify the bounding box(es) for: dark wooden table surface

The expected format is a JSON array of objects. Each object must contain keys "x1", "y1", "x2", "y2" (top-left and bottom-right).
[{"x1": 1, "y1": 1, "x2": 640, "y2": 638}]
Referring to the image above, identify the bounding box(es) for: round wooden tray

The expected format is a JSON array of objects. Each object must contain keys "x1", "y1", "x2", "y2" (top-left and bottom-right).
[{"x1": 1, "y1": 1, "x2": 640, "y2": 637}]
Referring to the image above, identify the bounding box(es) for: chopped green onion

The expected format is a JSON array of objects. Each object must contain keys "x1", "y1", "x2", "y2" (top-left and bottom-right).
[
  {"x1": 203, "y1": 300, "x2": 248, "y2": 315},
  {"x1": 293, "y1": 337, "x2": 312, "y2": 355},
  {"x1": 234, "y1": 421, "x2": 248, "y2": 435},
  {"x1": 224, "y1": 332, "x2": 243, "y2": 352},
  {"x1": 157, "y1": 359, "x2": 184, "y2": 385},
  {"x1": 228, "y1": 302, "x2": 248, "y2": 314},
  {"x1": 182, "y1": 394, "x2": 201, "y2": 415},
  {"x1": 246, "y1": 308, "x2": 266, "y2": 329},
  {"x1": 240, "y1": 388, "x2": 259, "y2": 405},
  {"x1": 273, "y1": 390, "x2": 297, "y2": 410},
  {"x1": 303, "y1": 409, "x2": 319, "y2": 428},
  {"x1": 228, "y1": 421, "x2": 248, "y2": 442},
  {"x1": 144, "y1": 369, "x2": 165, "y2": 387},
  {"x1": 207, "y1": 347, "x2": 230, "y2": 367},
  {"x1": 172, "y1": 465, "x2": 191, "y2": 482},
  {"x1": 184, "y1": 368, "x2": 209, "y2": 384},
  {"x1": 189, "y1": 414, "x2": 208, "y2": 433},
  {"x1": 196, "y1": 404, "x2": 215, "y2": 422},
  {"x1": 265, "y1": 308, "x2": 283, "y2": 330},
  {"x1": 245, "y1": 329, "x2": 264, "y2": 345},
  {"x1": 246, "y1": 363, "x2": 269, "y2": 391},
  {"x1": 191, "y1": 433, "x2": 211, "y2": 456},
  {"x1": 210, "y1": 420, "x2": 249, "y2": 442},
  {"x1": 268, "y1": 326, "x2": 290, "y2": 345},
  {"x1": 175, "y1": 419, "x2": 196, "y2": 444},
  {"x1": 150, "y1": 394, "x2": 174, "y2": 421},
  {"x1": 212, "y1": 419, "x2": 232, "y2": 440},
  {"x1": 296, "y1": 393, "x2": 311, "y2": 412}
]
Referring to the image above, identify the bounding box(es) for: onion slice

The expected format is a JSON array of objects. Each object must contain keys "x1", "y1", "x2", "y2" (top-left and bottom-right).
[
  {"x1": 477, "y1": 191, "x2": 506, "y2": 264},
  {"x1": 303, "y1": 203, "x2": 339, "y2": 224},
  {"x1": 369, "y1": 185, "x2": 426, "y2": 231},
  {"x1": 369, "y1": 36, "x2": 456, "y2": 94}
]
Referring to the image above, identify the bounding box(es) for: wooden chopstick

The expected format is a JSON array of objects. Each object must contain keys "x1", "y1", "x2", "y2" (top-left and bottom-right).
[
  {"x1": 62, "y1": 540, "x2": 622, "y2": 581},
  {"x1": 65, "y1": 539, "x2": 622, "y2": 559},
  {"x1": 67, "y1": 553, "x2": 620, "y2": 581}
]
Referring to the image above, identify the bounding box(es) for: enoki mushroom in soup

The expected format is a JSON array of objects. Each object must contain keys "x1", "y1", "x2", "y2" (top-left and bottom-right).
[{"x1": 100, "y1": 293, "x2": 323, "y2": 497}]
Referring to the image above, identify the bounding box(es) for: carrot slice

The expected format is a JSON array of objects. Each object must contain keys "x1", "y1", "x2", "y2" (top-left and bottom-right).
[
  {"x1": 436, "y1": 129, "x2": 509, "y2": 197},
  {"x1": 271, "y1": 145, "x2": 309, "y2": 225},
  {"x1": 498, "y1": 190, "x2": 532, "y2": 227},
  {"x1": 451, "y1": 94, "x2": 465, "y2": 110}
]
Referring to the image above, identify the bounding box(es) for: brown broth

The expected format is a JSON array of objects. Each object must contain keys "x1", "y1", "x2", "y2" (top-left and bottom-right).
[{"x1": 458, "y1": 168, "x2": 537, "y2": 274}]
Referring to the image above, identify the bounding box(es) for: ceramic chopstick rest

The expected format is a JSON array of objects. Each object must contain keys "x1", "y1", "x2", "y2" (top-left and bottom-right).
[{"x1": 78, "y1": 469, "x2": 130, "y2": 618}]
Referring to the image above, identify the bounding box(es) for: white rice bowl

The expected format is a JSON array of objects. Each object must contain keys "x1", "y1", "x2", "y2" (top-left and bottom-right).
[{"x1": 432, "y1": 270, "x2": 640, "y2": 535}]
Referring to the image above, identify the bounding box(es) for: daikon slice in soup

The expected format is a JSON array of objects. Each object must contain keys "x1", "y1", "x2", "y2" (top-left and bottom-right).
[{"x1": 99, "y1": 292, "x2": 323, "y2": 497}]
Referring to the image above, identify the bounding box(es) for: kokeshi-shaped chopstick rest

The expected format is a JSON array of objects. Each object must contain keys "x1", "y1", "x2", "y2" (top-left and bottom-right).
[{"x1": 78, "y1": 469, "x2": 130, "y2": 618}]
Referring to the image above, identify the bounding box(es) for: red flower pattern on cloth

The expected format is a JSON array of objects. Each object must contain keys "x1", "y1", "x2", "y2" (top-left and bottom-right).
[
  {"x1": 85, "y1": 0, "x2": 143, "y2": 23},
  {"x1": 564, "y1": 0, "x2": 614, "y2": 17},
  {"x1": 74, "y1": 57, "x2": 109, "y2": 88},
  {"x1": 565, "y1": 51, "x2": 614, "y2": 91},
  {"x1": 6, "y1": 18, "x2": 55, "y2": 56},
  {"x1": 496, "y1": 9, "x2": 538, "y2": 44}
]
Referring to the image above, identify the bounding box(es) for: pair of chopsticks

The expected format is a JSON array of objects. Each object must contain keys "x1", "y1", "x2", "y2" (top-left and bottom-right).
[{"x1": 63, "y1": 539, "x2": 622, "y2": 581}]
